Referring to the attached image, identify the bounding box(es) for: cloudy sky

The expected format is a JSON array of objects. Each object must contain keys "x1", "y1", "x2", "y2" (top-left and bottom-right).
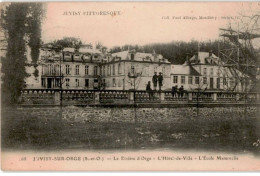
[{"x1": 41, "y1": 2, "x2": 259, "y2": 48}]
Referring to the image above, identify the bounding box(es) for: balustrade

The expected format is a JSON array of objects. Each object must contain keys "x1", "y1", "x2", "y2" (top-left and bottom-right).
[
  {"x1": 100, "y1": 90, "x2": 129, "y2": 104},
  {"x1": 216, "y1": 92, "x2": 236, "y2": 102},
  {"x1": 164, "y1": 91, "x2": 188, "y2": 102},
  {"x1": 20, "y1": 89, "x2": 55, "y2": 104},
  {"x1": 62, "y1": 90, "x2": 94, "y2": 105},
  {"x1": 134, "y1": 91, "x2": 160, "y2": 103},
  {"x1": 19, "y1": 89, "x2": 259, "y2": 105},
  {"x1": 191, "y1": 92, "x2": 214, "y2": 102}
]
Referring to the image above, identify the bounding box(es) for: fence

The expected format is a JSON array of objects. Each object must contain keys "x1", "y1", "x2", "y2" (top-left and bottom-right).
[{"x1": 19, "y1": 89, "x2": 260, "y2": 105}]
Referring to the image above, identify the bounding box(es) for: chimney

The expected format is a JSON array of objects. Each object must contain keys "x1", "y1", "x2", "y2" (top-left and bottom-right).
[
  {"x1": 195, "y1": 52, "x2": 199, "y2": 64},
  {"x1": 186, "y1": 53, "x2": 190, "y2": 65},
  {"x1": 209, "y1": 50, "x2": 212, "y2": 57}
]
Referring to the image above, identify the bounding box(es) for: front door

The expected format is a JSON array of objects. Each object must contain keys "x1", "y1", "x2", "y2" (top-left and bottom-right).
[{"x1": 210, "y1": 78, "x2": 214, "y2": 89}]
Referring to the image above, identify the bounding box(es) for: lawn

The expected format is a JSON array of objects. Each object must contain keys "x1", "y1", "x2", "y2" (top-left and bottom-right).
[{"x1": 1, "y1": 106, "x2": 260, "y2": 155}]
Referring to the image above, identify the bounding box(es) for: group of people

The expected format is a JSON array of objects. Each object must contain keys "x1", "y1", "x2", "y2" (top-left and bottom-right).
[
  {"x1": 146, "y1": 72, "x2": 164, "y2": 99},
  {"x1": 171, "y1": 85, "x2": 186, "y2": 98},
  {"x1": 145, "y1": 72, "x2": 186, "y2": 99},
  {"x1": 146, "y1": 72, "x2": 164, "y2": 91}
]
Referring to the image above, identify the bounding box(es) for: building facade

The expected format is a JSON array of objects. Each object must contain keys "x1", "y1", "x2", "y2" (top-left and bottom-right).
[
  {"x1": 38, "y1": 45, "x2": 171, "y2": 90},
  {"x1": 170, "y1": 52, "x2": 248, "y2": 92},
  {"x1": 40, "y1": 44, "x2": 109, "y2": 90},
  {"x1": 102, "y1": 50, "x2": 171, "y2": 90},
  {"x1": 29, "y1": 47, "x2": 249, "y2": 92}
]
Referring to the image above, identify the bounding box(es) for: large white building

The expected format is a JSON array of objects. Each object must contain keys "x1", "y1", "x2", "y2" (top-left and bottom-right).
[
  {"x1": 36, "y1": 45, "x2": 171, "y2": 90},
  {"x1": 39, "y1": 44, "x2": 108, "y2": 90}
]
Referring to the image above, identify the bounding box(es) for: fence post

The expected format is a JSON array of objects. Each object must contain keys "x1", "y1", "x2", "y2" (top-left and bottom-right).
[
  {"x1": 94, "y1": 91, "x2": 100, "y2": 104},
  {"x1": 160, "y1": 92, "x2": 165, "y2": 101},
  {"x1": 188, "y1": 92, "x2": 193, "y2": 101},
  {"x1": 129, "y1": 91, "x2": 134, "y2": 104},
  {"x1": 213, "y1": 93, "x2": 217, "y2": 101},
  {"x1": 54, "y1": 91, "x2": 61, "y2": 105},
  {"x1": 236, "y1": 93, "x2": 240, "y2": 101}
]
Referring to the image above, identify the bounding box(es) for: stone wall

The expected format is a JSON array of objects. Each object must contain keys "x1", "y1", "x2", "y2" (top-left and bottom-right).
[{"x1": 9, "y1": 106, "x2": 258, "y2": 123}]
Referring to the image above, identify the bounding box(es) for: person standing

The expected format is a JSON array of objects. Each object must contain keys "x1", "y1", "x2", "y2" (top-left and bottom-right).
[
  {"x1": 152, "y1": 72, "x2": 158, "y2": 90},
  {"x1": 171, "y1": 86, "x2": 177, "y2": 97},
  {"x1": 179, "y1": 85, "x2": 184, "y2": 98},
  {"x1": 146, "y1": 81, "x2": 152, "y2": 99},
  {"x1": 158, "y1": 72, "x2": 163, "y2": 91}
]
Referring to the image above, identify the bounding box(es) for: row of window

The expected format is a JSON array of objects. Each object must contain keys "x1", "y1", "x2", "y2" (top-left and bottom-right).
[
  {"x1": 101, "y1": 63, "x2": 122, "y2": 76},
  {"x1": 64, "y1": 78, "x2": 124, "y2": 88},
  {"x1": 44, "y1": 64, "x2": 98, "y2": 76},
  {"x1": 45, "y1": 63, "x2": 167, "y2": 77},
  {"x1": 64, "y1": 65, "x2": 98, "y2": 76},
  {"x1": 101, "y1": 64, "x2": 166, "y2": 76},
  {"x1": 173, "y1": 76, "x2": 230, "y2": 85},
  {"x1": 203, "y1": 68, "x2": 214, "y2": 75},
  {"x1": 202, "y1": 67, "x2": 229, "y2": 76},
  {"x1": 65, "y1": 78, "x2": 92, "y2": 87},
  {"x1": 173, "y1": 76, "x2": 198, "y2": 84}
]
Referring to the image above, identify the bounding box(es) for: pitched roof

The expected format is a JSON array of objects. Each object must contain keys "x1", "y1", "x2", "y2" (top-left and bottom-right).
[
  {"x1": 112, "y1": 51, "x2": 169, "y2": 63},
  {"x1": 79, "y1": 48, "x2": 102, "y2": 54},
  {"x1": 112, "y1": 51, "x2": 129, "y2": 60},
  {"x1": 189, "y1": 52, "x2": 223, "y2": 65},
  {"x1": 171, "y1": 65, "x2": 201, "y2": 76},
  {"x1": 63, "y1": 48, "x2": 75, "y2": 52},
  {"x1": 135, "y1": 53, "x2": 153, "y2": 60},
  {"x1": 189, "y1": 66, "x2": 201, "y2": 76},
  {"x1": 171, "y1": 65, "x2": 190, "y2": 75}
]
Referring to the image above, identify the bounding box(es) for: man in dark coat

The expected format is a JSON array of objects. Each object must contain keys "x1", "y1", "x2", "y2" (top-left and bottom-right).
[
  {"x1": 152, "y1": 72, "x2": 158, "y2": 90},
  {"x1": 146, "y1": 81, "x2": 152, "y2": 99},
  {"x1": 171, "y1": 86, "x2": 177, "y2": 97},
  {"x1": 158, "y1": 72, "x2": 163, "y2": 91},
  {"x1": 179, "y1": 85, "x2": 184, "y2": 98}
]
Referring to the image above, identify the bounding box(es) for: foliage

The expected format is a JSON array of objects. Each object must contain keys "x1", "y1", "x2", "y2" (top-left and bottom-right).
[
  {"x1": 1, "y1": 3, "x2": 44, "y2": 105},
  {"x1": 27, "y1": 3, "x2": 45, "y2": 78},
  {"x1": 51, "y1": 37, "x2": 82, "y2": 50}
]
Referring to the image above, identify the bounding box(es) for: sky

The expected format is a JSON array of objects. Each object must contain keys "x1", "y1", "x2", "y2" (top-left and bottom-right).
[{"x1": 41, "y1": 2, "x2": 260, "y2": 49}]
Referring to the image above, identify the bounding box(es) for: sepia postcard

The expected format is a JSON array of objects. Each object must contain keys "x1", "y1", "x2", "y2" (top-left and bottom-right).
[{"x1": 0, "y1": 1, "x2": 260, "y2": 171}]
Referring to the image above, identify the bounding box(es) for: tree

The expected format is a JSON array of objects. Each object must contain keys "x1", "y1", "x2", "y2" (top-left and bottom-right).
[
  {"x1": 27, "y1": 3, "x2": 45, "y2": 78},
  {"x1": 1, "y1": 3, "x2": 44, "y2": 105},
  {"x1": 51, "y1": 37, "x2": 82, "y2": 50}
]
